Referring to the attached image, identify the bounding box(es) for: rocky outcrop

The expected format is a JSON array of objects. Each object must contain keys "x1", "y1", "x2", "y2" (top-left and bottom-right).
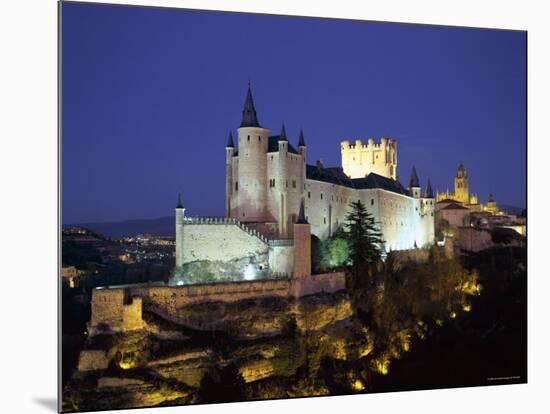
[{"x1": 65, "y1": 291, "x2": 362, "y2": 412}]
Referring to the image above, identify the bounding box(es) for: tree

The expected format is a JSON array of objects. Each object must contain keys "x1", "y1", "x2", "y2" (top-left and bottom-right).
[
  {"x1": 344, "y1": 200, "x2": 384, "y2": 283},
  {"x1": 327, "y1": 237, "x2": 349, "y2": 268},
  {"x1": 326, "y1": 227, "x2": 349, "y2": 269},
  {"x1": 311, "y1": 234, "x2": 328, "y2": 274}
]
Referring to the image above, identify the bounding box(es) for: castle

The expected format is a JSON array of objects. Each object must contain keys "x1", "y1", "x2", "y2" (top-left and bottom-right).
[{"x1": 174, "y1": 84, "x2": 435, "y2": 281}]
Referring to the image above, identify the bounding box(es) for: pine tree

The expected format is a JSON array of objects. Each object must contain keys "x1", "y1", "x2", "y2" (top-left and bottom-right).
[{"x1": 344, "y1": 200, "x2": 384, "y2": 292}]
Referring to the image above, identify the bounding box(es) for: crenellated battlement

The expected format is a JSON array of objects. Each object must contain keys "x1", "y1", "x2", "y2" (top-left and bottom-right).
[
  {"x1": 340, "y1": 137, "x2": 397, "y2": 180},
  {"x1": 341, "y1": 137, "x2": 395, "y2": 150}
]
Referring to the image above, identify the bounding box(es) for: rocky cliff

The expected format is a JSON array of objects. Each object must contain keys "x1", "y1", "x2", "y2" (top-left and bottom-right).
[{"x1": 63, "y1": 291, "x2": 374, "y2": 412}]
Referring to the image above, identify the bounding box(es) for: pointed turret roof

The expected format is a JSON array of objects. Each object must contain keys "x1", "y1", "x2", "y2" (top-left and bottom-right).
[
  {"x1": 176, "y1": 193, "x2": 183, "y2": 209},
  {"x1": 409, "y1": 166, "x2": 420, "y2": 188},
  {"x1": 240, "y1": 82, "x2": 261, "y2": 128},
  {"x1": 298, "y1": 129, "x2": 305, "y2": 147},
  {"x1": 425, "y1": 179, "x2": 434, "y2": 198},
  {"x1": 296, "y1": 200, "x2": 308, "y2": 224},
  {"x1": 226, "y1": 131, "x2": 234, "y2": 148},
  {"x1": 279, "y1": 123, "x2": 288, "y2": 141}
]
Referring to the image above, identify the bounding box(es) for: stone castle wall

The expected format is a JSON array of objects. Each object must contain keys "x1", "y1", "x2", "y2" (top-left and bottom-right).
[
  {"x1": 180, "y1": 219, "x2": 269, "y2": 264},
  {"x1": 304, "y1": 181, "x2": 434, "y2": 250},
  {"x1": 289, "y1": 272, "x2": 346, "y2": 297},
  {"x1": 89, "y1": 289, "x2": 144, "y2": 335},
  {"x1": 88, "y1": 272, "x2": 346, "y2": 335}
]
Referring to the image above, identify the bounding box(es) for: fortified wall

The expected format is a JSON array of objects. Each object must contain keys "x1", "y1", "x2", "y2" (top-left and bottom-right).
[
  {"x1": 89, "y1": 289, "x2": 144, "y2": 336},
  {"x1": 176, "y1": 217, "x2": 294, "y2": 277},
  {"x1": 181, "y1": 218, "x2": 269, "y2": 263},
  {"x1": 88, "y1": 272, "x2": 346, "y2": 335}
]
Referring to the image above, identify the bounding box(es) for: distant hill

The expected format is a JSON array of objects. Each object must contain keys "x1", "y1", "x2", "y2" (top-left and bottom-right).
[
  {"x1": 499, "y1": 205, "x2": 525, "y2": 216},
  {"x1": 65, "y1": 216, "x2": 174, "y2": 238}
]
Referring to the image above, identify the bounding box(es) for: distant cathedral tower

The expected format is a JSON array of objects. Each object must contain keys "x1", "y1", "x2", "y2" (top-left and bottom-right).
[{"x1": 454, "y1": 162, "x2": 469, "y2": 204}]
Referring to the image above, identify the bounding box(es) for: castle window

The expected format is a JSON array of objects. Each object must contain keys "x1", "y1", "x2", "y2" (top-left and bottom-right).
[
  {"x1": 258, "y1": 136, "x2": 261, "y2": 141},
  {"x1": 292, "y1": 180, "x2": 296, "y2": 188},
  {"x1": 235, "y1": 181, "x2": 238, "y2": 191},
  {"x1": 308, "y1": 191, "x2": 311, "y2": 199},
  {"x1": 321, "y1": 193, "x2": 323, "y2": 200},
  {"x1": 286, "y1": 180, "x2": 288, "y2": 188},
  {"x1": 324, "y1": 217, "x2": 327, "y2": 224},
  {"x1": 247, "y1": 135, "x2": 250, "y2": 141},
  {"x1": 306, "y1": 216, "x2": 309, "y2": 221},
  {"x1": 371, "y1": 199, "x2": 374, "y2": 206}
]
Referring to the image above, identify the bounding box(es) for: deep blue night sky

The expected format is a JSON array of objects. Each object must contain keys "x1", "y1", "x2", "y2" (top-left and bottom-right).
[{"x1": 62, "y1": 2, "x2": 526, "y2": 224}]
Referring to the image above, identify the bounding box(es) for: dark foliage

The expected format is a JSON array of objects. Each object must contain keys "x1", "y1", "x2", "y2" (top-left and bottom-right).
[{"x1": 198, "y1": 363, "x2": 246, "y2": 403}]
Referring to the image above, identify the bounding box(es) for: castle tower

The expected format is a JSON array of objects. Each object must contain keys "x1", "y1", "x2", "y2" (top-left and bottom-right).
[
  {"x1": 298, "y1": 129, "x2": 306, "y2": 158},
  {"x1": 278, "y1": 124, "x2": 290, "y2": 237},
  {"x1": 409, "y1": 166, "x2": 421, "y2": 198},
  {"x1": 292, "y1": 201, "x2": 311, "y2": 279},
  {"x1": 341, "y1": 137, "x2": 397, "y2": 179},
  {"x1": 425, "y1": 179, "x2": 434, "y2": 198},
  {"x1": 225, "y1": 131, "x2": 235, "y2": 217},
  {"x1": 236, "y1": 83, "x2": 269, "y2": 222},
  {"x1": 297, "y1": 129, "x2": 307, "y2": 231},
  {"x1": 454, "y1": 162, "x2": 469, "y2": 204},
  {"x1": 175, "y1": 193, "x2": 185, "y2": 268}
]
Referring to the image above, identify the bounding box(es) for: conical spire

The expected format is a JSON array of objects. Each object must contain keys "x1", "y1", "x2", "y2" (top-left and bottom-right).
[
  {"x1": 296, "y1": 200, "x2": 308, "y2": 224},
  {"x1": 409, "y1": 166, "x2": 420, "y2": 188},
  {"x1": 226, "y1": 131, "x2": 234, "y2": 148},
  {"x1": 298, "y1": 129, "x2": 305, "y2": 147},
  {"x1": 279, "y1": 123, "x2": 288, "y2": 141},
  {"x1": 176, "y1": 193, "x2": 183, "y2": 209},
  {"x1": 240, "y1": 82, "x2": 261, "y2": 128},
  {"x1": 425, "y1": 179, "x2": 434, "y2": 198}
]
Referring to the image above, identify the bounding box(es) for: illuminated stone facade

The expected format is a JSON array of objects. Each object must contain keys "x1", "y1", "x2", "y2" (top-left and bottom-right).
[{"x1": 341, "y1": 138, "x2": 397, "y2": 179}]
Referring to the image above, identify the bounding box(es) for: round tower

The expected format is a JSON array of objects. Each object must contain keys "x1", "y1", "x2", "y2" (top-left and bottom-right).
[
  {"x1": 225, "y1": 131, "x2": 235, "y2": 217},
  {"x1": 277, "y1": 124, "x2": 290, "y2": 237},
  {"x1": 236, "y1": 84, "x2": 269, "y2": 222},
  {"x1": 175, "y1": 193, "x2": 185, "y2": 268}
]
